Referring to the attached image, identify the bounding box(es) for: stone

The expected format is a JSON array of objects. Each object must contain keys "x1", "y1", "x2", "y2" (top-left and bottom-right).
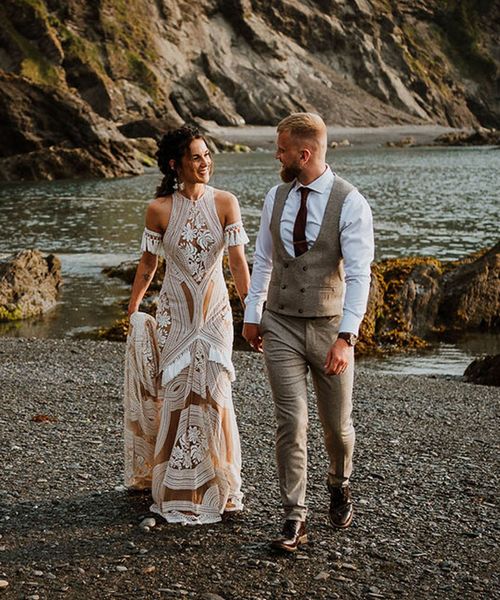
[
  {"x1": 464, "y1": 355, "x2": 500, "y2": 387},
  {"x1": 386, "y1": 136, "x2": 416, "y2": 147},
  {"x1": 434, "y1": 129, "x2": 500, "y2": 146},
  {"x1": 140, "y1": 517, "x2": 156, "y2": 529},
  {"x1": 0, "y1": 250, "x2": 62, "y2": 321},
  {"x1": 143, "y1": 565, "x2": 156, "y2": 574},
  {"x1": 0, "y1": 580, "x2": 9, "y2": 589},
  {"x1": 438, "y1": 242, "x2": 500, "y2": 331},
  {"x1": 356, "y1": 243, "x2": 500, "y2": 354},
  {"x1": 399, "y1": 262, "x2": 442, "y2": 337}
]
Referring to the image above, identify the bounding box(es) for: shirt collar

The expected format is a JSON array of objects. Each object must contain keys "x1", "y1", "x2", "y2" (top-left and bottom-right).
[{"x1": 293, "y1": 165, "x2": 334, "y2": 195}]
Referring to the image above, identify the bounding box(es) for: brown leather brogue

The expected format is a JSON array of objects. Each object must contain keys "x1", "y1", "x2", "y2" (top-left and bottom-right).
[
  {"x1": 329, "y1": 485, "x2": 353, "y2": 529},
  {"x1": 270, "y1": 520, "x2": 308, "y2": 552}
]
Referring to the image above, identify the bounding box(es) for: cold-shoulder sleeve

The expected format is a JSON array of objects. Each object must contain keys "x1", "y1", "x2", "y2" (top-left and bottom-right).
[
  {"x1": 140, "y1": 228, "x2": 165, "y2": 257},
  {"x1": 224, "y1": 221, "x2": 249, "y2": 250}
]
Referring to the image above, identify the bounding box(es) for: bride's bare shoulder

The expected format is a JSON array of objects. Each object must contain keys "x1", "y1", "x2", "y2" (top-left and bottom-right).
[
  {"x1": 212, "y1": 188, "x2": 241, "y2": 225},
  {"x1": 212, "y1": 188, "x2": 238, "y2": 208},
  {"x1": 146, "y1": 195, "x2": 173, "y2": 230}
]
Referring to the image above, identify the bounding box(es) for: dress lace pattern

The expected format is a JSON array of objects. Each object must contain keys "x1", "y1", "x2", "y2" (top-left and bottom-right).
[
  {"x1": 141, "y1": 228, "x2": 165, "y2": 257},
  {"x1": 124, "y1": 186, "x2": 247, "y2": 525}
]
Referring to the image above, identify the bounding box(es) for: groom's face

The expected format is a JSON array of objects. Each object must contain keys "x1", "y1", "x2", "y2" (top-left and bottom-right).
[{"x1": 276, "y1": 130, "x2": 303, "y2": 183}]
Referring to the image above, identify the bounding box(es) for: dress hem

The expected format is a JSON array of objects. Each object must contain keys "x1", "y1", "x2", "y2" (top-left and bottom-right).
[{"x1": 150, "y1": 497, "x2": 244, "y2": 526}]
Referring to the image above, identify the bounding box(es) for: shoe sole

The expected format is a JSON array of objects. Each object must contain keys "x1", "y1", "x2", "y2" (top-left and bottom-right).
[
  {"x1": 270, "y1": 533, "x2": 308, "y2": 553},
  {"x1": 329, "y1": 510, "x2": 353, "y2": 529}
]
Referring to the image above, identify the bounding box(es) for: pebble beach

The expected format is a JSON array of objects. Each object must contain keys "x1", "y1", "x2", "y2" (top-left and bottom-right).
[{"x1": 0, "y1": 337, "x2": 498, "y2": 599}]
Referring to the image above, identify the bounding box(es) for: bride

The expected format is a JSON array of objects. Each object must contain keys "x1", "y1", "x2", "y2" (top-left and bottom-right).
[{"x1": 124, "y1": 125, "x2": 250, "y2": 525}]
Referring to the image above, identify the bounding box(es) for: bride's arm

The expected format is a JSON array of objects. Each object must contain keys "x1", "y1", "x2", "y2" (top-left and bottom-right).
[
  {"x1": 127, "y1": 252, "x2": 159, "y2": 317},
  {"x1": 228, "y1": 244, "x2": 250, "y2": 305},
  {"x1": 127, "y1": 202, "x2": 164, "y2": 317},
  {"x1": 216, "y1": 190, "x2": 251, "y2": 304}
]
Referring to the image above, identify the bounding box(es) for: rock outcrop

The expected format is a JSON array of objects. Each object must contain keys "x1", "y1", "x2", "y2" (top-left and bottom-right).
[
  {"x1": 0, "y1": 72, "x2": 143, "y2": 181},
  {"x1": 0, "y1": 0, "x2": 498, "y2": 180},
  {"x1": 433, "y1": 128, "x2": 500, "y2": 146},
  {"x1": 0, "y1": 250, "x2": 62, "y2": 321},
  {"x1": 464, "y1": 355, "x2": 500, "y2": 387},
  {"x1": 438, "y1": 242, "x2": 500, "y2": 332},
  {"x1": 357, "y1": 243, "x2": 499, "y2": 354}
]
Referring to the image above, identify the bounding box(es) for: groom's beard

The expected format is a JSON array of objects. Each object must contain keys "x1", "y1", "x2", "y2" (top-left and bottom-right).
[{"x1": 280, "y1": 162, "x2": 302, "y2": 183}]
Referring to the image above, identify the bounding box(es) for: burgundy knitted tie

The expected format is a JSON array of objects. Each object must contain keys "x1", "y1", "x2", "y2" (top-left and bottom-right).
[{"x1": 293, "y1": 187, "x2": 310, "y2": 257}]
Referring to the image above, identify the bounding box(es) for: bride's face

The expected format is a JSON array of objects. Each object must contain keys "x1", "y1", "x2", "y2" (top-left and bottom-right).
[{"x1": 179, "y1": 138, "x2": 212, "y2": 185}]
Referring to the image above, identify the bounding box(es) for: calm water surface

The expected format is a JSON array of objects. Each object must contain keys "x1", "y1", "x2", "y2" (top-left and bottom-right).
[{"x1": 0, "y1": 146, "x2": 498, "y2": 374}]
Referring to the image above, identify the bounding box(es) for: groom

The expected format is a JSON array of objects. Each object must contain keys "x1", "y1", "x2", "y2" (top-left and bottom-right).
[{"x1": 243, "y1": 113, "x2": 374, "y2": 552}]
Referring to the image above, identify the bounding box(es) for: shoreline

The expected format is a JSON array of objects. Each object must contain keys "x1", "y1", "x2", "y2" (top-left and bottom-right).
[
  {"x1": 207, "y1": 124, "x2": 461, "y2": 149},
  {"x1": 0, "y1": 337, "x2": 498, "y2": 599}
]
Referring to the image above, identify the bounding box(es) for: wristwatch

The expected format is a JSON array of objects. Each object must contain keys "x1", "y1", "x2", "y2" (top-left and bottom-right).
[{"x1": 337, "y1": 332, "x2": 358, "y2": 346}]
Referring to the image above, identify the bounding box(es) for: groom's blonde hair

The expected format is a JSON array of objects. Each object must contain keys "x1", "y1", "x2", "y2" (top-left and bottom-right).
[
  {"x1": 276, "y1": 113, "x2": 326, "y2": 138},
  {"x1": 277, "y1": 112, "x2": 327, "y2": 150}
]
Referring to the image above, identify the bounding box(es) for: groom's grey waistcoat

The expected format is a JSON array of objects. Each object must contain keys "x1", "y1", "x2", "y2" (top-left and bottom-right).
[{"x1": 266, "y1": 175, "x2": 355, "y2": 318}]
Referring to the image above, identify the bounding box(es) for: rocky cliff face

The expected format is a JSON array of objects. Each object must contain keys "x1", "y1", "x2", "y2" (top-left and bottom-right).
[{"x1": 0, "y1": 0, "x2": 498, "y2": 179}]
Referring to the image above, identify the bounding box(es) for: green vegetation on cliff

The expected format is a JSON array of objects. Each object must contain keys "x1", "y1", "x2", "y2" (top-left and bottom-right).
[
  {"x1": 0, "y1": 1, "x2": 63, "y2": 87},
  {"x1": 436, "y1": 0, "x2": 497, "y2": 79}
]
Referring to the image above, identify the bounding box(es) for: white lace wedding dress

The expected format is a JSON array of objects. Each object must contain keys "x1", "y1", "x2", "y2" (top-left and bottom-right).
[{"x1": 123, "y1": 185, "x2": 248, "y2": 525}]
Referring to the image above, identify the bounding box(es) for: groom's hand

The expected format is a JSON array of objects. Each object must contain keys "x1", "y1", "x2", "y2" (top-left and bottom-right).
[
  {"x1": 324, "y1": 338, "x2": 353, "y2": 376},
  {"x1": 242, "y1": 323, "x2": 263, "y2": 353}
]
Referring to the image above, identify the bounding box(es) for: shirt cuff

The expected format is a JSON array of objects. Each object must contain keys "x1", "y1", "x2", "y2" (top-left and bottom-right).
[
  {"x1": 243, "y1": 302, "x2": 264, "y2": 324},
  {"x1": 339, "y1": 312, "x2": 363, "y2": 336}
]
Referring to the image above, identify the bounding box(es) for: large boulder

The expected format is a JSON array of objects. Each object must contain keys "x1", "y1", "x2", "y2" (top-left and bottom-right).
[
  {"x1": 357, "y1": 245, "x2": 499, "y2": 355},
  {"x1": 438, "y1": 242, "x2": 500, "y2": 331},
  {"x1": 359, "y1": 257, "x2": 443, "y2": 354},
  {"x1": 464, "y1": 355, "x2": 500, "y2": 387},
  {"x1": 0, "y1": 250, "x2": 62, "y2": 321}
]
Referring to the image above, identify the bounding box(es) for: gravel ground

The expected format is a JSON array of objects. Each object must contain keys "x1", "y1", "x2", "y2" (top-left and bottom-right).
[{"x1": 0, "y1": 338, "x2": 498, "y2": 600}]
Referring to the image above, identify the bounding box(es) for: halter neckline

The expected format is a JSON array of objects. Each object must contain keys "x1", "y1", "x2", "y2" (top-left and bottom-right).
[{"x1": 175, "y1": 185, "x2": 207, "y2": 203}]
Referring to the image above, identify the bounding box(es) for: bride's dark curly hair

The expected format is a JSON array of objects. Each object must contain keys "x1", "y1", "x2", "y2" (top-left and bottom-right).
[{"x1": 155, "y1": 125, "x2": 209, "y2": 197}]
